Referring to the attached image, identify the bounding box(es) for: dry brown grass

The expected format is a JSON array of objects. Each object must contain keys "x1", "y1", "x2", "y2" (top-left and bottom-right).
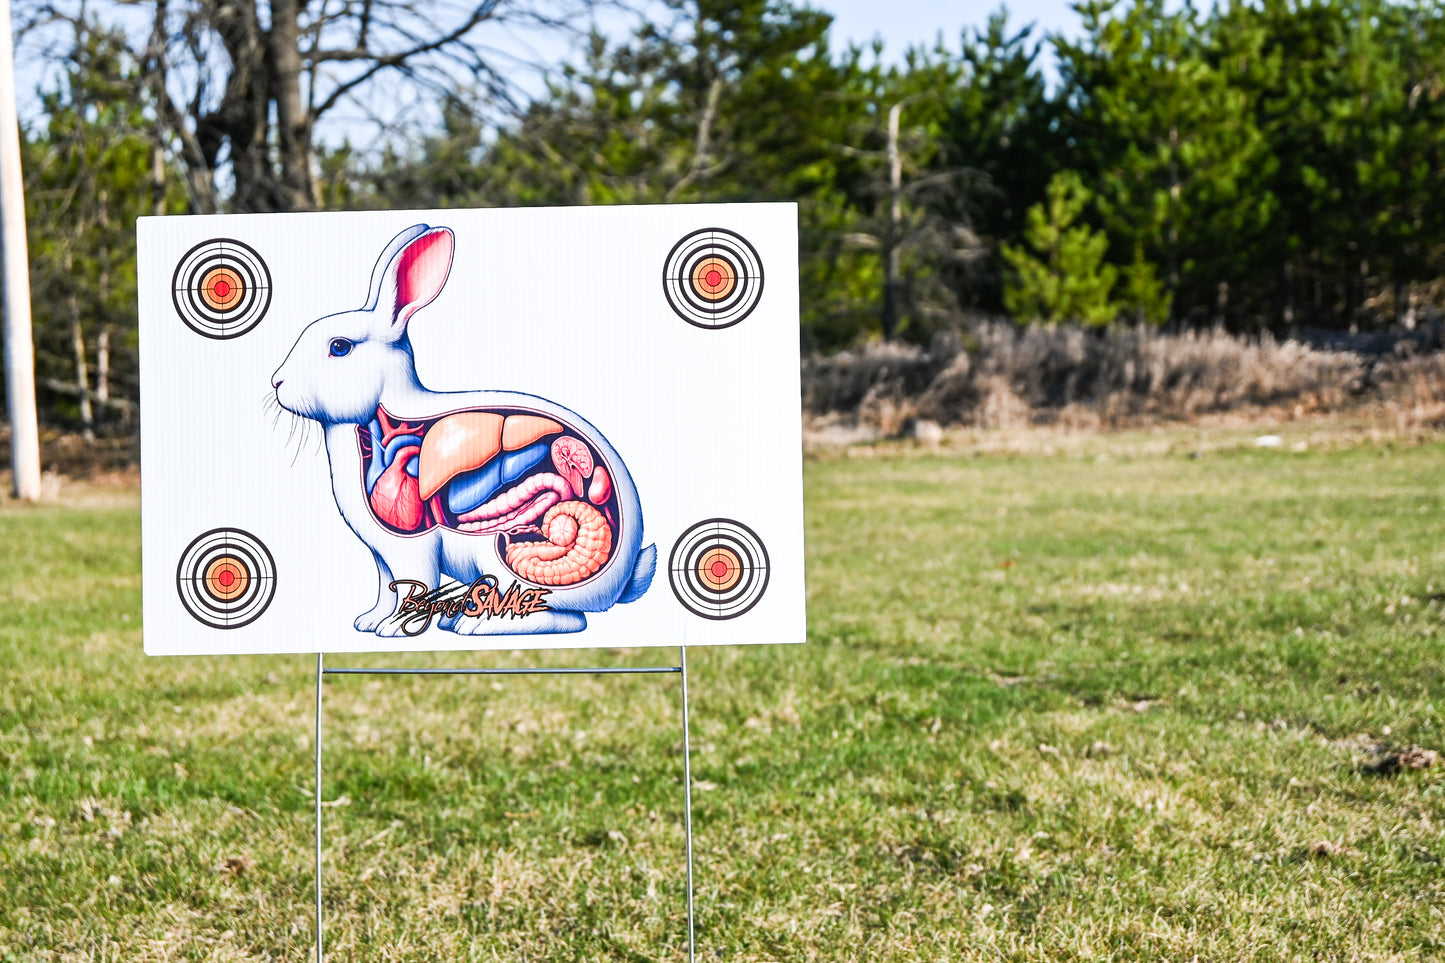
[{"x1": 803, "y1": 322, "x2": 1445, "y2": 443}]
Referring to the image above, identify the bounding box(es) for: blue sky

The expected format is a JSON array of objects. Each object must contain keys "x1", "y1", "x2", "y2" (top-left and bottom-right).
[
  {"x1": 12, "y1": 0, "x2": 1090, "y2": 132},
  {"x1": 822, "y1": 0, "x2": 1084, "y2": 53}
]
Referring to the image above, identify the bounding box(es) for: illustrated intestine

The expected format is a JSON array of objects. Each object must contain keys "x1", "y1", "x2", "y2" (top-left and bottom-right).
[
  {"x1": 358, "y1": 406, "x2": 619, "y2": 585},
  {"x1": 505, "y1": 501, "x2": 613, "y2": 585}
]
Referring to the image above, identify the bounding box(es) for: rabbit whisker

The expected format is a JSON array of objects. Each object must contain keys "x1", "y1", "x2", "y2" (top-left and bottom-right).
[{"x1": 285, "y1": 415, "x2": 325, "y2": 467}]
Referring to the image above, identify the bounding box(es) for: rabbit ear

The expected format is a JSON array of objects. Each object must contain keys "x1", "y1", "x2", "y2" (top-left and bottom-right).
[{"x1": 365, "y1": 225, "x2": 455, "y2": 340}]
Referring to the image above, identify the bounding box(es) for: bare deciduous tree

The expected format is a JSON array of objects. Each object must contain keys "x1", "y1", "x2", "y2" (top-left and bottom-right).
[{"x1": 23, "y1": 0, "x2": 609, "y2": 212}]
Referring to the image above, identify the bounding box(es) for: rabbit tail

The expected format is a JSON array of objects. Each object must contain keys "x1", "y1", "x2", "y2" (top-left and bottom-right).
[{"x1": 618, "y1": 543, "x2": 657, "y2": 604}]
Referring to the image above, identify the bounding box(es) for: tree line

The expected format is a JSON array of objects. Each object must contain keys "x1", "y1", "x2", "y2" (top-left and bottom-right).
[{"x1": 10, "y1": 0, "x2": 1445, "y2": 433}]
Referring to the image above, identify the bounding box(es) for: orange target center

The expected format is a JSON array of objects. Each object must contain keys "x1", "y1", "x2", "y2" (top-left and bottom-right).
[
  {"x1": 698, "y1": 547, "x2": 742, "y2": 592},
  {"x1": 200, "y1": 266, "x2": 244, "y2": 312},
  {"x1": 204, "y1": 557, "x2": 249, "y2": 601},
  {"x1": 691, "y1": 258, "x2": 736, "y2": 300}
]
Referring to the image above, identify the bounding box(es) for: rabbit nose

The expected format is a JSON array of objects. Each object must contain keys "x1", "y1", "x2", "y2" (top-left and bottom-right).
[{"x1": 272, "y1": 377, "x2": 284, "y2": 390}]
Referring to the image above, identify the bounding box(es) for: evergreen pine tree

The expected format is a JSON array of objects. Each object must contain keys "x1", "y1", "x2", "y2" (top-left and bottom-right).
[{"x1": 1001, "y1": 172, "x2": 1119, "y2": 327}]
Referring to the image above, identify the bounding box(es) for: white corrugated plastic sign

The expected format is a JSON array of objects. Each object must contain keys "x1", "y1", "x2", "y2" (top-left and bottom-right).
[{"x1": 138, "y1": 204, "x2": 805, "y2": 655}]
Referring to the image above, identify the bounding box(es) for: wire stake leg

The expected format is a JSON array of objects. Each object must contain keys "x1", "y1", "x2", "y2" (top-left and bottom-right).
[
  {"x1": 308, "y1": 652, "x2": 695, "y2": 962},
  {"x1": 314, "y1": 652, "x2": 324, "y2": 963},
  {"x1": 680, "y1": 646, "x2": 695, "y2": 963}
]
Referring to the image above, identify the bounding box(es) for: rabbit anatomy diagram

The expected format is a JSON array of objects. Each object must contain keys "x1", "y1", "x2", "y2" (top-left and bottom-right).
[{"x1": 267, "y1": 225, "x2": 657, "y2": 637}]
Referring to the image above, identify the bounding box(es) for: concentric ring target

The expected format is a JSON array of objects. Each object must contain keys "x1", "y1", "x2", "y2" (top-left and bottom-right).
[
  {"x1": 668, "y1": 518, "x2": 770, "y2": 620},
  {"x1": 176, "y1": 528, "x2": 277, "y2": 629},
  {"x1": 171, "y1": 238, "x2": 272, "y2": 339},
  {"x1": 663, "y1": 228, "x2": 764, "y2": 329}
]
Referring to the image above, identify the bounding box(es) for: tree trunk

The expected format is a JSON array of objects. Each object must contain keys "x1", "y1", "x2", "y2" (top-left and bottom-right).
[
  {"x1": 882, "y1": 101, "x2": 903, "y2": 340},
  {"x1": 70, "y1": 318, "x2": 94, "y2": 442},
  {"x1": 145, "y1": 0, "x2": 218, "y2": 213},
  {"x1": 96, "y1": 195, "x2": 111, "y2": 429},
  {"x1": 151, "y1": 142, "x2": 167, "y2": 216},
  {"x1": 1167, "y1": 124, "x2": 1180, "y2": 295},
  {"x1": 1281, "y1": 258, "x2": 1295, "y2": 330},
  {"x1": 97, "y1": 326, "x2": 110, "y2": 415},
  {"x1": 0, "y1": 0, "x2": 42, "y2": 499},
  {"x1": 208, "y1": 0, "x2": 272, "y2": 212},
  {"x1": 268, "y1": 0, "x2": 316, "y2": 211}
]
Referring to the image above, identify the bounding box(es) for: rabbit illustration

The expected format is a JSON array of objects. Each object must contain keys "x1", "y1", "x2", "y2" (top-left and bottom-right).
[{"x1": 272, "y1": 223, "x2": 656, "y2": 637}]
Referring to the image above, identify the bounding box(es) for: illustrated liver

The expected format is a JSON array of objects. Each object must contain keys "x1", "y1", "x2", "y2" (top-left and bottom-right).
[
  {"x1": 501, "y1": 415, "x2": 564, "y2": 452},
  {"x1": 418, "y1": 412, "x2": 504, "y2": 500},
  {"x1": 418, "y1": 413, "x2": 562, "y2": 501}
]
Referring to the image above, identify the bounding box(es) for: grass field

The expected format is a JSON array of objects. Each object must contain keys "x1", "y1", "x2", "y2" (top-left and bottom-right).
[{"x1": 2, "y1": 428, "x2": 1443, "y2": 961}]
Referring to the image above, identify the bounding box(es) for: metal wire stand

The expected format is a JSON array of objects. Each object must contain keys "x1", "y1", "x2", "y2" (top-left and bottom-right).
[{"x1": 313, "y1": 648, "x2": 697, "y2": 962}]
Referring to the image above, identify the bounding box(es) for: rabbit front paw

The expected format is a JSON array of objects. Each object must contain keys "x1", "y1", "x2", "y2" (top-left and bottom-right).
[
  {"x1": 354, "y1": 604, "x2": 395, "y2": 632},
  {"x1": 370, "y1": 612, "x2": 419, "y2": 638}
]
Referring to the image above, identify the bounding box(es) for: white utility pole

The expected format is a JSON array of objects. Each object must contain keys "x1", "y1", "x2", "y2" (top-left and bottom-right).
[{"x1": 0, "y1": 0, "x2": 42, "y2": 500}]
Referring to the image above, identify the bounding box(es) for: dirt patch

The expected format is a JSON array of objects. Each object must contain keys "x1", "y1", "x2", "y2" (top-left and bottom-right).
[{"x1": 1361, "y1": 745, "x2": 1439, "y2": 776}]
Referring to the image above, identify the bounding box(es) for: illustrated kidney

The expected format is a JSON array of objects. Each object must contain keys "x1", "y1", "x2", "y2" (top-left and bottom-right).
[{"x1": 588, "y1": 466, "x2": 612, "y2": 505}]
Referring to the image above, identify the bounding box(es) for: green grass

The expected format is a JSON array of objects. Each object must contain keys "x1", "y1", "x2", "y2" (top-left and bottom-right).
[{"x1": 2, "y1": 434, "x2": 1443, "y2": 961}]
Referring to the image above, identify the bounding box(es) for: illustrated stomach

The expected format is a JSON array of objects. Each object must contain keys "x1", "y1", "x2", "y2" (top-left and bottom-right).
[{"x1": 358, "y1": 405, "x2": 621, "y2": 587}]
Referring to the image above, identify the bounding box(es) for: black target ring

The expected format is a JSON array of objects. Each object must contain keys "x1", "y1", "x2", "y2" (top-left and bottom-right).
[
  {"x1": 663, "y1": 228, "x2": 764, "y2": 329},
  {"x1": 668, "y1": 518, "x2": 770, "y2": 620},
  {"x1": 171, "y1": 238, "x2": 272, "y2": 339},
  {"x1": 176, "y1": 528, "x2": 277, "y2": 629}
]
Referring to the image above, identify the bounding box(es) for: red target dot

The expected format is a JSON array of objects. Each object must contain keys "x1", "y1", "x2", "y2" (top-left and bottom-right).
[
  {"x1": 691, "y1": 257, "x2": 736, "y2": 301},
  {"x1": 698, "y1": 547, "x2": 742, "y2": 592},
  {"x1": 199, "y1": 266, "x2": 244, "y2": 312},
  {"x1": 204, "y1": 556, "x2": 249, "y2": 601}
]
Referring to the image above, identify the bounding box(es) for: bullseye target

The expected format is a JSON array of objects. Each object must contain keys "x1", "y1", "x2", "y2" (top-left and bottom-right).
[
  {"x1": 663, "y1": 228, "x2": 764, "y2": 329},
  {"x1": 171, "y1": 238, "x2": 272, "y2": 339},
  {"x1": 176, "y1": 528, "x2": 277, "y2": 629},
  {"x1": 669, "y1": 518, "x2": 770, "y2": 620}
]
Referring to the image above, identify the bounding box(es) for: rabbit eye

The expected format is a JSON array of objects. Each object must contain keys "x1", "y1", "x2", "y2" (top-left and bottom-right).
[{"x1": 329, "y1": 338, "x2": 353, "y2": 357}]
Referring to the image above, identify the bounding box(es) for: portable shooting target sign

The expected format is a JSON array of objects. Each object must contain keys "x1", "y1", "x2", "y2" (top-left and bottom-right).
[
  {"x1": 138, "y1": 204, "x2": 805, "y2": 656},
  {"x1": 137, "y1": 203, "x2": 805, "y2": 961}
]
